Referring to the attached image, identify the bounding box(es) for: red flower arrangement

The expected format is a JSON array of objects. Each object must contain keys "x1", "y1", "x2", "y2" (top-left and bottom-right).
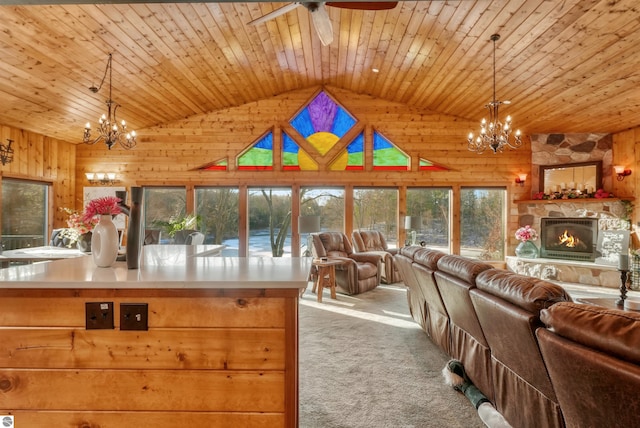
[
  {"x1": 82, "y1": 196, "x2": 122, "y2": 223},
  {"x1": 594, "y1": 188, "x2": 613, "y2": 199},
  {"x1": 515, "y1": 225, "x2": 538, "y2": 242}
]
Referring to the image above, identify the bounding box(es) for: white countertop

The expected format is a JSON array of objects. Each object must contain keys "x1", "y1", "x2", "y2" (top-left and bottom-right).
[{"x1": 0, "y1": 245, "x2": 311, "y2": 289}]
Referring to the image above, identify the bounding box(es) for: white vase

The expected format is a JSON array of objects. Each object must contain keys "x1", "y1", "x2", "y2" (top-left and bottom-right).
[{"x1": 91, "y1": 215, "x2": 119, "y2": 267}]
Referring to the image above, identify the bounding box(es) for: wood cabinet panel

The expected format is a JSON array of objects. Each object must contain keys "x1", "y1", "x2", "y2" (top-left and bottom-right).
[
  {"x1": 0, "y1": 296, "x2": 286, "y2": 328},
  {"x1": 0, "y1": 328, "x2": 285, "y2": 370},
  {"x1": 0, "y1": 369, "x2": 284, "y2": 412},
  {"x1": 0, "y1": 291, "x2": 299, "y2": 427},
  {"x1": 6, "y1": 411, "x2": 284, "y2": 428}
]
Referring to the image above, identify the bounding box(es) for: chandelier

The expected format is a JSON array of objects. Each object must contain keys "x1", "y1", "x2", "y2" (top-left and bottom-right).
[
  {"x1": 83, "y1": 54, "x2": 136, "y2": 150},
  {"x1": 468, "y1": 34, "x2": 522, "y2": 154},
  {"x1": 0, "y1": 139, "x2": 14, "y2": 165}
]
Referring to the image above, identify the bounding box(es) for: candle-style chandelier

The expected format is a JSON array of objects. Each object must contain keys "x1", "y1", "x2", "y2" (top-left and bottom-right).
[
  {"x1": 0, "y1": 139, "x2": 14, "y2": 165},
  {"x1": 467, "y1": 34, "x2": 522, "y2": 154},
  {"x1": 83, "y1": 54, "x2": 136, "y2": 150}
]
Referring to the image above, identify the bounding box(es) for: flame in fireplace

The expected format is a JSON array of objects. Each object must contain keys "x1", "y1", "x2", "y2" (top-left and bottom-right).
[{"x1": 558, "y1": 230, "x2": 580, "y2": 248}]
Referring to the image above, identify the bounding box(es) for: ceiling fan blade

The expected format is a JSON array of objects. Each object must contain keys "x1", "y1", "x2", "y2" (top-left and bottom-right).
[
  {"x1": 309, "y1": 3, "x2": 334, "y2": 46},
  {"x1": 326, "y1": 2, "x2": 398, "y2": 10},
  {"x1": 248, "y1": 2, "x2": 302, "y2": 26}
]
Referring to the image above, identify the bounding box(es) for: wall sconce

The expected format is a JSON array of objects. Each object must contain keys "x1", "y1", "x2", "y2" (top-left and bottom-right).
[
  {"x1": 515, "y1": 173, "x2": 527, "y2": 186},
  {"x1": 86, "y1": 172, "x2": 119, "y2": 185},
  {"x1": 0, "y1": 139, "x2": 14, "y2": 165},
  {"x1": 614, "y1": 165, "x2": 632, "y2": 181}
]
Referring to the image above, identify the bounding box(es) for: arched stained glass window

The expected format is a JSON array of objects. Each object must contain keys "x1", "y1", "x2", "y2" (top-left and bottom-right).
[
  {"x1": 372, "y1": 132, "x2": 410, "y2": 171},
  {"x1": 237, "y1": 132, "x2": 274, "y2": 170},
  {"x1": 283, "y1": 132, "x2": 318, "y2": 171}
]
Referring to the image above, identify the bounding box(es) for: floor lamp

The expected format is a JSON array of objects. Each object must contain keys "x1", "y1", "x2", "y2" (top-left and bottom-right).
[
  {"x1": 299, "y1": 215, "x2": 321, "y2": 257},
  {"x1": 405, "y1": 216, "x2": 422, "y2": 246}
]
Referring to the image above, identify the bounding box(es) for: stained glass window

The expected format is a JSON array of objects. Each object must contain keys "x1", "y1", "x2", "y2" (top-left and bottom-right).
[
  {"x1": 329, "y1": 131, "x2": 363, "y2": 170},
  {"x1": 199, "y1": 89, "x2": 450, "y2": 174},
  {"x1": 372, "y1": 132, "x2": 409, "y2": 170},
  {"x1": 420, "y1": 158, "x2": 448, "y2": 171},
  {"x1": 283, "y1": 132, "x2": 318, "y2": 171},
  {"x1": 237, "y1": 132, "x2": 274, "y2": 170},
  {"x1": 203, "y1": 158, "x2": 227, "y2": 171}
]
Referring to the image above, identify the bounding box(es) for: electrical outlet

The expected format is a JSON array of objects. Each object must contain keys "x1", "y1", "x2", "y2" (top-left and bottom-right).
[
  {"x1": 85, "y1": 302, "x2": 114, "y2": 329},
  {"x1": 120, "y1": 303, "x2": 148, "y2": 331}
]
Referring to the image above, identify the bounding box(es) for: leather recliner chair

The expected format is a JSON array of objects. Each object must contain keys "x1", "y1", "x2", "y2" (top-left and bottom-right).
[
  {"x1": 311, "y1": 232, "x2": 381, "y2": 295},
  {"x1": 471, "y1": 269, "x2": 570, "y2": 428},
  {"x1": 352, "y1": 230, "x2": 401, "y2": 284},
  {"x1": 433, "y1": 255, "x2": 495, "y2": 401}
]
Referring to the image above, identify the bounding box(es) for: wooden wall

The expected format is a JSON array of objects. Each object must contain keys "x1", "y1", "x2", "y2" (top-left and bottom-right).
[
  {"x1": 0, "y1": 125, "x2": 76, "y2": 232},
  {"x1": 75, "y1": 86, "x2": 532, "y2": 253},
  {"x1": 5, "y1": 86, "x2": 640, "y2": 255},
  {"x1": 612, "y1": 128, "x2": 640, "y2": 233}
]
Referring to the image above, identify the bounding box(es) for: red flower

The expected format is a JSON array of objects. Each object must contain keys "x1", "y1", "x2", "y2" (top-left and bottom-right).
[{"x1": 82, "y1": 196, "x2": 122, "y2": 223}]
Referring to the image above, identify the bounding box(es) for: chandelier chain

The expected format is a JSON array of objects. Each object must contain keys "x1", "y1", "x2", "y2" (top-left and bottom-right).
[
  {"x1": 83, "y1": 53, "x2": 136, "y2": 150},
  {"x1": 467, "y1": 34, "x2": 522, "y2": 154}
]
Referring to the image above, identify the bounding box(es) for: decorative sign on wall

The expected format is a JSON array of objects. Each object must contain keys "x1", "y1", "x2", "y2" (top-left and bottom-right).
[{"x1": 595, "y1": 230, "x2": 630, "y2": 265}]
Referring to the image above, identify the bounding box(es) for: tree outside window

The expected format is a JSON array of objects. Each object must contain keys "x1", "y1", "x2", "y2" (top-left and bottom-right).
[{"x1": 460, "y1": 188, "x2": 506, "y2": 260}]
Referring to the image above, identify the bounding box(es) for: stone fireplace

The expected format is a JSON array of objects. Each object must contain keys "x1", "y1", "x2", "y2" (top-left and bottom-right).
[
  {"x1": 540, "y1": 217, "x2": 598, "y2": 262},
  {"x1": 510, "y1": 199, "x2": 631, "y2": 289}
]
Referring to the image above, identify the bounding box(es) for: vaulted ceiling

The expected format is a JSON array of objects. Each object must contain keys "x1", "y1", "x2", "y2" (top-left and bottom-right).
[{"x1": 1, "y1": 0, "x2": 640, "y2": 144}]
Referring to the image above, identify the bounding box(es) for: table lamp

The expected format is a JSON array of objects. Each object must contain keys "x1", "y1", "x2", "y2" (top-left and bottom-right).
[
  {"x1": 299, "y1": 215, "x2": 321, "y2": 257},
  {"x1": 405, "y1": 216, "x2": 422, "y2": 246}
]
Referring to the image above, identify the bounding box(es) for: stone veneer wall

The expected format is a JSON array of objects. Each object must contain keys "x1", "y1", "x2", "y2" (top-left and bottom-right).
[
  {"x1": 515, "y1": 199, "x2": 632, "y2": 290},
  {"x1": 531, "y1": 133, "x2": 612, "y2": 194},
  {"x1": 510, "y1": 133, "x2": 631, "y2": 290},
  {"x1": 517, "y1": 200, "x2": 631, "y2": 232}
]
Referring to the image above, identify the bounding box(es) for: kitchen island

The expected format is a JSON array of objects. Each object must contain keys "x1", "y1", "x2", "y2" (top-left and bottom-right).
[{"x1": 0, "y1": 245, "x2": 311, "y2": 428}]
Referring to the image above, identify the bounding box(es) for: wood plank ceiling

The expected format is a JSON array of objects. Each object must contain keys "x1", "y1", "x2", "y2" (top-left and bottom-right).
[{"x1": 1, "y1": 0, "x2": 640, "y2": 144}]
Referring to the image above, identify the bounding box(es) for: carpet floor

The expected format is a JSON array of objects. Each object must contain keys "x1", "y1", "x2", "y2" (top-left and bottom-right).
[{"x1": 299, "y1": 283, "x2": 486, "y2": 428}]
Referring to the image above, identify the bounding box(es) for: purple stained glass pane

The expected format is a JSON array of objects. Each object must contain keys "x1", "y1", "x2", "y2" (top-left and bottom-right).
[{"x1": 308, "y1": 92, "x2": 337, "y2": 133}]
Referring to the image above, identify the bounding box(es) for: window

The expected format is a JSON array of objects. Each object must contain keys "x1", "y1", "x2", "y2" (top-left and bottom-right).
[
  {"x1": 248, "y1": 187, "x2": 291, "y2": 257},
  {"x1": 195, "y1": 187, "x2": 239, "y2": 256},
  {"x1": 143, "y1": 187, "x2": 187, "y2": 244},
  {"x1": 353, "y1": 188, "x2": 398, "y2": 248},
  {"x1": 460, "y1": 188, "x2": 506, "y2": 260},
  {"x1": 300, "y1": 187, "x2": 345, "y2": 231},
  {"x1": 2, "y1": 178, "x2": 48, "y2": 250},
  {"x1": 407, "y1": 188, "x2": 451, "y2": 253}
]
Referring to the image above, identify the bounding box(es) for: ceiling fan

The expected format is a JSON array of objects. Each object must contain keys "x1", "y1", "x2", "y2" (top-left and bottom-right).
[{"x1": 248, "y1": 2, "x2": 398, "y2": 46}]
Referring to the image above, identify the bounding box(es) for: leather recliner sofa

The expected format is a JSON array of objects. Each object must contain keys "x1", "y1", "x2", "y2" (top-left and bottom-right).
[{"x1": 396, "y1": 246, "x2": 640, "y2": 428}]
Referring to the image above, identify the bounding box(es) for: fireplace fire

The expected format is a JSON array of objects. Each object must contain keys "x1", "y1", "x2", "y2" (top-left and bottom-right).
[
  {"x1": 557, "y1": 230, "x2": 584, "y2": 249},
  {"x1": 540, "y1": 218, "x2": 598, "y2": 262}
]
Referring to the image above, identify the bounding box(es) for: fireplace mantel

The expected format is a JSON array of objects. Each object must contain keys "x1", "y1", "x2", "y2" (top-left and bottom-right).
[{"x1": 516, "y1": 197, "x2": 633, "y2": 204}]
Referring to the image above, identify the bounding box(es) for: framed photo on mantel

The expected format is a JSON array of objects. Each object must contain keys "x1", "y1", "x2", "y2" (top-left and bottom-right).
[{"x1": 595, "y1": 230, "x2": 630, "y2": 266}]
